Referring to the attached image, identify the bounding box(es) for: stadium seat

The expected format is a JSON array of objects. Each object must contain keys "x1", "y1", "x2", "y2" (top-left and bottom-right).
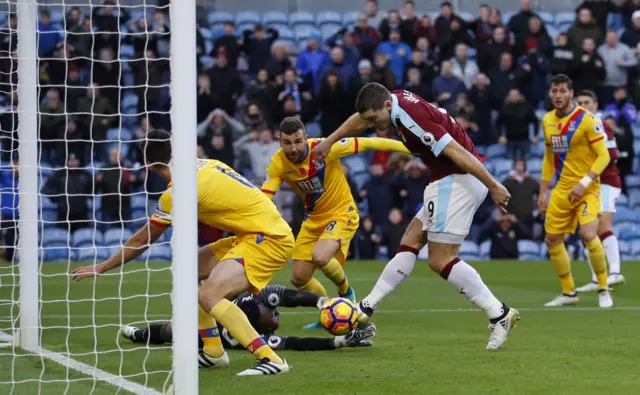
[
  {"x1": 530, "y1": 142, "x2": 545, "y2": 159},
  {"x1": 608, "y1": 12, "x2": 624, "y2": 31},
  {"x1": 626, "y1": 175, "x2": 640, "y2": 189},
  {"x1": 631, "y1": 123, "x2": 640, "y2": 139},
  {"x1": 493, "y1": 159, "x2": 513, "y2": 179},
  {"x1": 321, "y1": 24, "x2": 342, "y2": 42},
  {"x1": 45, "y1": 246, "x2": 71, "y2": 262},
  {"x1": 42, "y1": 228, "x2": 69, "y2": 246},
  {"x1": 120, "y1": 44, "x2": 135, "y2": 59},
  {"x1": 618, "y1": 226, "x2": 637, "y2": 241},
  {"x1": 342, "y1": 11, "x2": 360, "y2": 26},
  {"x1": 289, "y1": 11, "x2": 315, "y2": 27},
  {"x1": 131, "y1": 194, "x2": 148, "y2": 211},
  {"x1": 518, "y1": 240, "x2": 540, "y2": 260},
  {"x1": 41, "y1": 209, "x2": 57, "y2": 223},
  {"x1": 121, "y1": 94, "x2": 138, "y2": 111},
  {"x1": 106, "y1": 128, "x2": 133, "y2": 142},
  {"x1": 40, "y1": 197, "x2": 56, "y2": 211},
  {"x1": 614, "y1": 207, "x2": 638, "y2": 224},
  {"x1": 616, "y1": 193, "x2": 629, "y2": 208},
  {"x1": 149, "y1": 244, "x2": 172, "y2": 261},
  {"x1": 459, "y1": 241, "x2": 479, "y2": 261},
  {"x1": 353, "y1": 172, "x2": 371, "y2": 191},
  {"x1": 458, "y1": 12, "x2": 474, "y2": 21},
  {"x1": 72, "y1": 228, "x2": 104, "y2": 247},
  {"x1": 305, "y1": 121, "x2": 322, "y2": 138},
  {"x1": 294, "y1": 25, "x2": 321, "y2": 43},
  {"x1": 631, "y1": 241, "x2": 640, "y2": 258},
  {"x1": 539, "y1": 242, "x2": 548, "y2": 259},
  {"x1": 75, "y1": 247, "x2": 109, "y2": 262},
  {"x1": 479, "y1": 240, "x2": 491, "y2": 259},
  {"x1": 629, "y1": 193, "x2": 640, "y2": 210},
  {"x1": 555, "y1": 12, "x2": 575, "y2": 32},
  {"x1": 50, "y1": 10, "x2": 64, "y2": 25},
  {"x1": 263, "y1": 11, "x2": 288, "y2": 27},
  {"x1": 537, "y1": 11, "x2": 554, "y2": 26},
  {"x1": 208, "y1": 11, "x2": 234, "y2": 28},
  {"x1": 486, "y1": 144, "x2": 506, "y2": 159},
  {"x1": 526, "y1": 159, "x2": 543, "y2": 173},
  {"x1": 235, "y1": 11, "x2": 261, "y2": 26},
  {"x1": 546, "y1": 25, "x2": 560, "y2": 40},
  {"x1": 501, "y1": 11, "x2": 515, "y2": 26},
  {"x1": 342, "y1": 155, "x2": 367, "y2": 174},
  {"x1": 317, "y1": 11, "x2": 342, "y2": 27},
  {"x1": 104, "y1": 228, "x2": 134, "y2": 246}
]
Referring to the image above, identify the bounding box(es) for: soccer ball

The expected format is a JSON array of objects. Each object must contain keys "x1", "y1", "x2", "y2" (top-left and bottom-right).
[{"x1": 319, "y1": 297, "x2": 358, "y2": 335}]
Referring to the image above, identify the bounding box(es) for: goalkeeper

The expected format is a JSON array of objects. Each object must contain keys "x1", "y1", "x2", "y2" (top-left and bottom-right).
[{"x1": 121, "y1": 285, "x2": 376, "y2": 362}]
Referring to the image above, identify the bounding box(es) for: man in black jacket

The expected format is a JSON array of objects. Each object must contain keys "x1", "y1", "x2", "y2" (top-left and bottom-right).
[
  {"x1": 569, "y1": 37, "x2": 606, "y2": 93},
  {"x1": 479, "y1": 212, "x2": 533, "y2": 259},
  {"x1": 242, "y1": 24, "x2": 279, "y2": 76},
  {"x1": 496, "y1": 89, "x2": 539, "y2": 160}
]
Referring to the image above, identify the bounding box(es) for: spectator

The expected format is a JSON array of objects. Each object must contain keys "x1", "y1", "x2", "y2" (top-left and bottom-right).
[
  {"x1": 207, "y1": 48, "x2": 244, "y2": 115},
  {"x1": 264, "y1": 41, "x2": 292, "y2": 82},
  {"x1": 318, "y1": 71, "x2": 351, "y2": 138},
  {"x1": 297, "y1": 34, "x2": 330, "y2": 93},
  {"x1": 515, "y1": 16, "x2": 553, "y2": 58},
  {"x1": 403, "y1": 49, "x2": 437, "y2": 86},
  {"x1": 468, "y1": 73, "x2": 494, "y2": 145},
  {"x1": 0, "y1": 91, "x2": 18, "y2": 163},
  {"x1": 361, "y1": 164, "x2": 392, "y2": 227},
  {"x1": 382, "y1": 208, "x2": 406, "y2": 257},
  {"x1": 376, "y1": 29, "x2": 412, "y2": 87},
  {"x1": 236, "y1": 129, "x2": 279, "y2": 183},
  {"x1": 277, "y1": 95, "x2": 314, "y2": 124},
  {"x1": 570, "y1": 37, "x2": 606, "y2": 93},
  {"x1": 349, "y1": 59, "x2": 376, "y2": 99},
  {"x1": 412, "y1": 14, "x2": 437, "y2": 49},
  {"x1": 76, "y1": 83, "x2": 115, "y2": 143},
  {"x1": 150, "y1": 10, "x2": 170, "y2": 57},
  {"x1": 432, "y1": 60, "x2": 466, "y2": 111},
  {"x1": 451, "y1": 43, "x2": 480, "y2": 90},
  {"x1": 38, "y1": 9, "x2": 61, "y2": 57},
  {"x1": 40, "y1": 44, "x2": 74, "y2": 89},
  {"x1": 371, "y1": 52, "x2": 398, "y2": 89},
  {"x1": 130, "y1": 49, "x2": 170, "y2": 114},
  {"x1": 353, "y1": 14, "x2": 381, "y2": 60},
  {"x1": 550, "y1": 33, "x2": 575, "y2": 76},
  {"x1": 41, "y1": 154, "x2": 92, "y2": 232},
  {"x1": 400, "y1": 0, "x2": 418, "y2": 46},
  {"x1": 479, "y1": 211, "x2": 533, "y2": 259},
  {"x1": 64, "y1": 116, "x2": 89, "y2": 165},
  {"x1": 478, "y1": 25, "x2": 513, "y2": 73},
  {"x1": 96, "y1": 148, "x2": 139, "y2": 228},
  {"x1": 92, "y1": 48, "x2": 121, "y2": 108},
  {"x1": 378, "y1": 9, "x2": 401, "y2": 42},
  {"x1": 496, "y1": 89, "x2": 539, "y2": 160},
  {"x1": 0, "y1": 159, "x2": 19, "y2": 262},
  {"x1": 415, "y1": 38, "x2": 441, "y2": 77},
  {"x1": 405, "y1": 68, "x2": 432, "y2": 102},
  {"x1": 321, "y1": 47, "x2": 356, "y2": 89},
  {"x1": 438, "y1": 17, "x2": 474, "y2": 60},
  {"x1": 620, "y1": 10, "x2": 640, "y2": 50},
  {"x1": 212, "y1": 21, "x2": 241, "y2": 68},
  {"x1": 195, "y1": 0, "x2": 208, "y2": 28},
  {"x1": 365, "y1": 0, "x2": 384, "y2": 29},
  {"x1": 65, "y1": 6, "x2": 82, "y2": 29},
  {"x1": 341, "y1": 162, "x2": 361, "y2": 206},
  {"x1": 242, "y1": 24, "x2": 279, "y2": 76},
  {"x1": 276, "y1": 68, "x2": 313, "y2": 119},
  {"x1": 387, "y1": 153, "x2": 413, "y2": 210},
  {"x1": 39, "y1": 89, "x2": 66, "y2": 165},
  {"x1": 356, "y1": 217, "x2": 380, "y2": 260},
  {"x1": 198, "y1": 108, "x2": 246, "y2": 142},
  {"x1": 197, "y1": 73, "x2": 219, "y2": 123},
  {"x1": 402, "y1": 159, "x2": 429, "y2": 216},
  {"x1": 489, "y1": 8, "x2": 506, "y2": 32},
  {"x1": 502, "y1": 159, "x2": 539, "y2": 230},
  {"x1": 488, "y1": 52, "x2": 520, "y2": 109},
  {"x1": 507, "y1": 0, "x2": 541, "y2": 41},
  {"x1": 604, "y1": 115, "x2": 634, "y2": 192},
  {"x1": 469, "y1": 3, "x2": 494, "y2": 45},
  {"x1": 64, "y1": 66, "x2": 85, "y2": 112},
  {"x1": 517, "y1": 39, "x2": 550, "y2": 107},
  {"x1": 247, "y1": 69, "x2": 278, "y2": 121},
  {"x1": 242, "y1": 102, "x2": 267, "y2": 132},
  {"x1": 604, "y1": 87, "x2": 636, "y2": 188},
  {"x1": 567, "y1": 7, "x2": 603, "y2": 50},
  {"x1": 598, "y1": 30, "x2": 638, "y2": 104},
  {"x1": 92, "y1": 0, "x2": 129, "y2": 33},
  {"x1": 451, "y1": 93, "x2": 479, "y2": 141},
  {"x1": 134, "y1": 116, "x2": 153, "y2": 164},
  {"x1": 435, "y1": 1, "x2": 456, "y2": 50},
  {"x1": 126, "y1": 17, "x2": 158, "y2": 57},
  {"x1": 577, "y1": 0, "x2": 619, "y2": 34},
  {"x1": 620, "y1": 0, "x2": 640, "y2": 30}
]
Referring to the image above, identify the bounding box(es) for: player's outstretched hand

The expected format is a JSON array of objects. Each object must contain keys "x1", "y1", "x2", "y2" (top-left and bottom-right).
[
  {"x1": 569, "y1": 183, "x2": 586, "y2": 203},
  {"x1": 537, "y1": 193, "x2": 548, "y2": 212},
  {"x1": 490, "y1": 183, "x2": 511, "y2": 212},
  {"x1": 311, "y1": 139, "x2": 332, "y2": 162},
  {"x1": 71, "y1": 264, "x2": 105, "y2": 281},
  {"x1": 345, "y1": 323, "x2": 376, "y2": 347}
]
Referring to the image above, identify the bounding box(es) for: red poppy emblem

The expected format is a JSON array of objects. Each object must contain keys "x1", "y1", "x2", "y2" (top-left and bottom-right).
[{"x1": 299, "y1": 168, "x2": 307, "y2": 177}]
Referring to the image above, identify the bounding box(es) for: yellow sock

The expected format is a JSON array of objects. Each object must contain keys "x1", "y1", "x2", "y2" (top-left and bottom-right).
[
  {"x1": 585, "y1": 237, "x2": 608, "y2": 290},
  {"x1": 299, "y1": 276, "x2": 328, "y2": 296},
  {"x1": 210, "y1": 299, "x2": 283, "y2": 364},
  {"x1": 198, "y1": 304, "x2": 224, "y2": 357},
  {"x1": 320, "y1": 258, "x2": 350, "y2": 296},
  {"x1": 548, "y1": 243, "x2": 575, "y2": 294}
]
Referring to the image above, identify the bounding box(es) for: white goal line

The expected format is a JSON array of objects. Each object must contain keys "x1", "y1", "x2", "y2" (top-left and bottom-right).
[{"x1": 0, "y1": 331, "x2": 163, "y2": 395}]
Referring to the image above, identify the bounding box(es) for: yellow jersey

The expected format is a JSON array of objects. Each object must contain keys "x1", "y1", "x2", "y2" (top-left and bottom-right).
[
  {"x1": 541, "y1": 105, "x2": 610, "y2": 191},
  {"x1": 151, "y1": 159, "x2": 291, "y2": 237},
  {"x1": 262, "y1": 137, "x2": 410, "y2": 219}
]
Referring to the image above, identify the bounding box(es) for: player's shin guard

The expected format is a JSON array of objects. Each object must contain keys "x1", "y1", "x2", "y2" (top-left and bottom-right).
[
  {"x1": 584, "y1": 237, "x2": 607, "y2": 290},
  {"x1": 299, "y1": 276, "x2": 328, "y2": 297},
  {"x1": 548, "y1": 243, "x2": 576, "y2": 295},
  {"x1": 320, "y1": 258, "x2": 350, "y2": 296},
  {"x1": 441, "y1": 257, "x2": 505, "y2": 320},
  {"x1": 210, "y1": 299, "x2": 284, "y2": 364},
  {"x1": 198, "y1": 304, "x2": 224, "y2": 358},
  {"x1": 362, "y1": 245, "x2": 418, "y2": 310},
  {"x1": 600, "y1": 231, "x2": 620, "y2": 275}
]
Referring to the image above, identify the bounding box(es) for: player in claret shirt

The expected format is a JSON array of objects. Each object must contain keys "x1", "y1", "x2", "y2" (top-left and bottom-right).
[{"x1": 313, "y1": 82, "x2": 519, "y2": 350}]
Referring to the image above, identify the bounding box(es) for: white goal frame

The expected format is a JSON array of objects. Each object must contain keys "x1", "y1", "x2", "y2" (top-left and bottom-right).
[{"x1": 14, "y1": 0, "x2": 199, "y2": 393}]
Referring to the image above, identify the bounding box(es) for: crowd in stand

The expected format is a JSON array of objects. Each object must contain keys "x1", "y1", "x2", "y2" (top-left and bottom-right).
[{"x1": 1, "y1": 0, "x2": 640, "y2": 261}]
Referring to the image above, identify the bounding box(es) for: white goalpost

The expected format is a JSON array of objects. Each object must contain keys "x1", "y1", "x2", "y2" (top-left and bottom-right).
[{"x1": 0, "y1": 0, "x2": 199, "y2": 393}]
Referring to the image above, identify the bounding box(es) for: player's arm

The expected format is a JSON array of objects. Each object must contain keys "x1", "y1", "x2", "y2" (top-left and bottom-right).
[
  {"x1": 71, "y1": 221, "x2": 166, "y2": 280},
  {"x1": 311, "y1": 113, "x2": 369, "y2": 160},
  {"x1": 328, "y1": 137, "x2": 411, "y2": 160},
  {"x1": 264, "y1": 323, "x2": 376, "y2": 351},
  {"x1": 259, "y1": 285, "x2": 328, "y2": 309},
  {"x1": 441, "y1": 140, "x2": 511, "y2": 211},
  {"x1": 260, "y1": 160, "x2": 284, "y2": 200}
]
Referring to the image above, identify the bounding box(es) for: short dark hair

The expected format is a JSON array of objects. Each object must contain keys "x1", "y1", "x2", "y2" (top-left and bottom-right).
[
  {"x1": 139, "y1": 129, "x2": 172, "y2": 165},
  {"x1": 550, "y1": 74, "x2": 573, "y2": 90},
  {"x1": 440, "y1": 1, "x2": 452, "y2": 8},
  {"x1": 576, "y1": 90, "x2": 598, "y2": 101},
  {"x1": 279, "y1": 116, "x2": 305, "y2": 135},
  {"x1": 355, "y1": 82, "x2": 390, "y2": 113},
  {"x1": 479, "y1": 3, "x2": 490, "y2": 9},
  {"x1": 405, "y1": 0, "x2": 415, "y2": 6}
]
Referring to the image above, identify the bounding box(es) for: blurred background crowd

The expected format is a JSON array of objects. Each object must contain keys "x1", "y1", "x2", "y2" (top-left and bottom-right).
[{"x1": 1, "y1": 0, "x2": 640, "y2": 262}]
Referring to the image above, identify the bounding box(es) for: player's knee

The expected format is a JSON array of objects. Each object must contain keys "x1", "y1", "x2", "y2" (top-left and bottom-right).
[
  {"x1": 545, "y1": 234, "x2": 563, "y2": 247},
  {"x1": 199, "y1": 280, "x2": 229, "y2": 307},
  {"x1": 290, "y1": 273, "x2": 310, "y2": 289},
  {"x1": 311, "y1": 251, "x2": 330, "y2": 268},
  {"x1": 579, "y1": 227, "x2": 597, "y2": 243}
]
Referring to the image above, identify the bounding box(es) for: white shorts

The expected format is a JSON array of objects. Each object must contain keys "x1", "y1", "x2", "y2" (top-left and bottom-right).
[
  {"x1": 600, "y1": 184, "x2": 621, "y2": 213},
  {"x1": 415, "y1": 173, "x2": 488, "y2": 244}
]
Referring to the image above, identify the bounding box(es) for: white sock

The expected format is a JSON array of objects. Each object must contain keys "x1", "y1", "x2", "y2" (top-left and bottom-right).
[
  {"x1": 602, "y1": 234, "x2": 621, "y2": 274},
  {"x1": 585, "y1": 249, "x2": 598, "y2": 283},
  {"x1": 362, "y1": 251, "x2": 416, "y2": 310},
  {"x1": 445, "y1": 258, "x2": 504, "y2": 320}
]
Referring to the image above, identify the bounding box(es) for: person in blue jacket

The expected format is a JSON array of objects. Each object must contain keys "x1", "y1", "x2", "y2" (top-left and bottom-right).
[
  {"x1": 375, "y1": 29, "x2": 412, "y2": 86},
  {"x1": 0, "y1": 159, "x2": 19, "y2": 262},
  {"x1": 296, "y1": 33, "x2": 330, "y2": 93}
]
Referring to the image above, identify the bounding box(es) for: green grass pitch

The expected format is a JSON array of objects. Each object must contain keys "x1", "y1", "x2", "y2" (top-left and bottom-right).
[{"x1": 0, "y1": 259, "x2": 639, "y2": 395}]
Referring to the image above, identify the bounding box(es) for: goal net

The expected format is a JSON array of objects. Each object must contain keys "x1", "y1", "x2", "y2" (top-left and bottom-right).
[{"x1": 0, "y1": 0, "x2": 198, "y2": 393}]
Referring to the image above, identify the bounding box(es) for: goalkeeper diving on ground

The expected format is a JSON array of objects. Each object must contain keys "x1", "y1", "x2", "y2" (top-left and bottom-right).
[{"x1": 121, "y1": 285, "x2": 377, "y2": 364}]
